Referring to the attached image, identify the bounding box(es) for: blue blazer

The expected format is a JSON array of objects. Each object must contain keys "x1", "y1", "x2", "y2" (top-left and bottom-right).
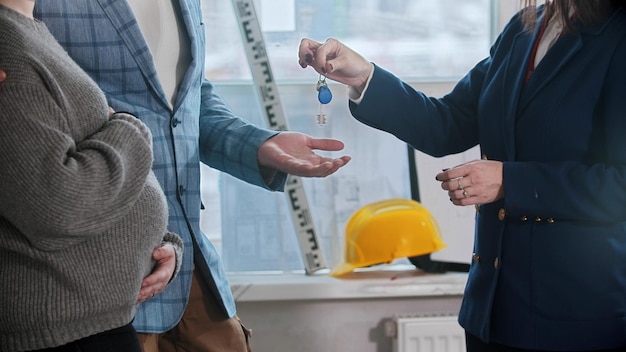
[
  {"x1": 35, "y1": 0, "x2": 285, "y2": 333},
  {"x1": 351, "y1": 7, "x2": 626, "y2": 350}
]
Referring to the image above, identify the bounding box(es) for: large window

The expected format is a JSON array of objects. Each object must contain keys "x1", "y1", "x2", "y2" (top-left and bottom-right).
[{"x1": 199, "y1": 0, "x2": 515, "y2": 273}]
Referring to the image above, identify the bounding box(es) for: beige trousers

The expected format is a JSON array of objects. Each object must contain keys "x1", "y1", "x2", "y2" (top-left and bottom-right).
[{"x1": 138, "y1": 272, "x2": 251, "y2": 352}]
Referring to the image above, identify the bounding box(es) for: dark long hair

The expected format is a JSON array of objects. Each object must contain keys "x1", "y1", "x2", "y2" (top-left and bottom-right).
[{"x1": 522, "y1": 0, "x2": 626, "y2": 30}]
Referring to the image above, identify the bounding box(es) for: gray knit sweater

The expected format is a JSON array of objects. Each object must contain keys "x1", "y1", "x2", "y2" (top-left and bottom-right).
[{"x1": 0, "y1": 5, "x2": 182, "y2": 351}]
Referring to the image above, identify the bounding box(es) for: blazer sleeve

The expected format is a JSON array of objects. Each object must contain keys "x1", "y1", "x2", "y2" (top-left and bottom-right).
[
  {"x1": 197, "y1": 78, "x2": 287, "y2": 191},
  {"x1": 350, "y1": 62, "x2": 484, "y2": 157}
]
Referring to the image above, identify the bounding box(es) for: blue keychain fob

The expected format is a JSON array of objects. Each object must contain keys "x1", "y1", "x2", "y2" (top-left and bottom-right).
[{"x1": 317, "y1": 85, "x2": 332, "y2": 104}]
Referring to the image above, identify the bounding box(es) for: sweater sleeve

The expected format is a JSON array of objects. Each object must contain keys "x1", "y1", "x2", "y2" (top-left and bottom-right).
[
  {"x1": 0, "y1": 83, "x2": 154, "y2": 251},
  {"x1": 161, "y1": 231, "x2": 184, "y2": 284}
]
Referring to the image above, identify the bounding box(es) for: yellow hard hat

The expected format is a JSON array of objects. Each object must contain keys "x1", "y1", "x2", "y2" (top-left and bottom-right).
[{"x1": 330, "y1": 198, "x2": 446, "y2": 277}]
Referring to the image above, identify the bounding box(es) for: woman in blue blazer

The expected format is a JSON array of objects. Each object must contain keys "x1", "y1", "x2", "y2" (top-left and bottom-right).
[{"x1": 299, "y1": 0, "x2": 626, "y2": 351}]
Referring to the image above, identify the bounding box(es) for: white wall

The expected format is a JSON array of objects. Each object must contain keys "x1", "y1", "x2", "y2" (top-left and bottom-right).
[{"x1": 230, "y1": 269, "x2": 467, "y2": 352}]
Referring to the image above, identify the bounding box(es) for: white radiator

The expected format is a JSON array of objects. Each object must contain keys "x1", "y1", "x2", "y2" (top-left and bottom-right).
[{"x1": 387, "y1": 315, "x2": 466, "y2": 352}]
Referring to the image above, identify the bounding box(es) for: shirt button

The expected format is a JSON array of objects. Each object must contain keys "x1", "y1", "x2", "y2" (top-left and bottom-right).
[
  {"x1": 521, "y1": 215, "x2": 528, "y2": 221},
  {"x1": 494, "y1": 257, "x2": 499, "y2": 270},
  {"x1": 498, "y1": 208, "x2": 506, "y2": 221},
  {"x1": 472, "y1": 253, "x2": 480, "y2": 263}
]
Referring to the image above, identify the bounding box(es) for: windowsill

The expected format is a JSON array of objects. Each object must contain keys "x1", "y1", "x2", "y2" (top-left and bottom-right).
[{"x1": 228, "y1": 264, "x2": 468, "y2": 302}]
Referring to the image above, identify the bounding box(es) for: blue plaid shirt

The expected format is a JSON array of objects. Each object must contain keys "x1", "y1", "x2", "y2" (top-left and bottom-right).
[{"x1": 35, "y1": 0, "x2": 286, "y2": 333}]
